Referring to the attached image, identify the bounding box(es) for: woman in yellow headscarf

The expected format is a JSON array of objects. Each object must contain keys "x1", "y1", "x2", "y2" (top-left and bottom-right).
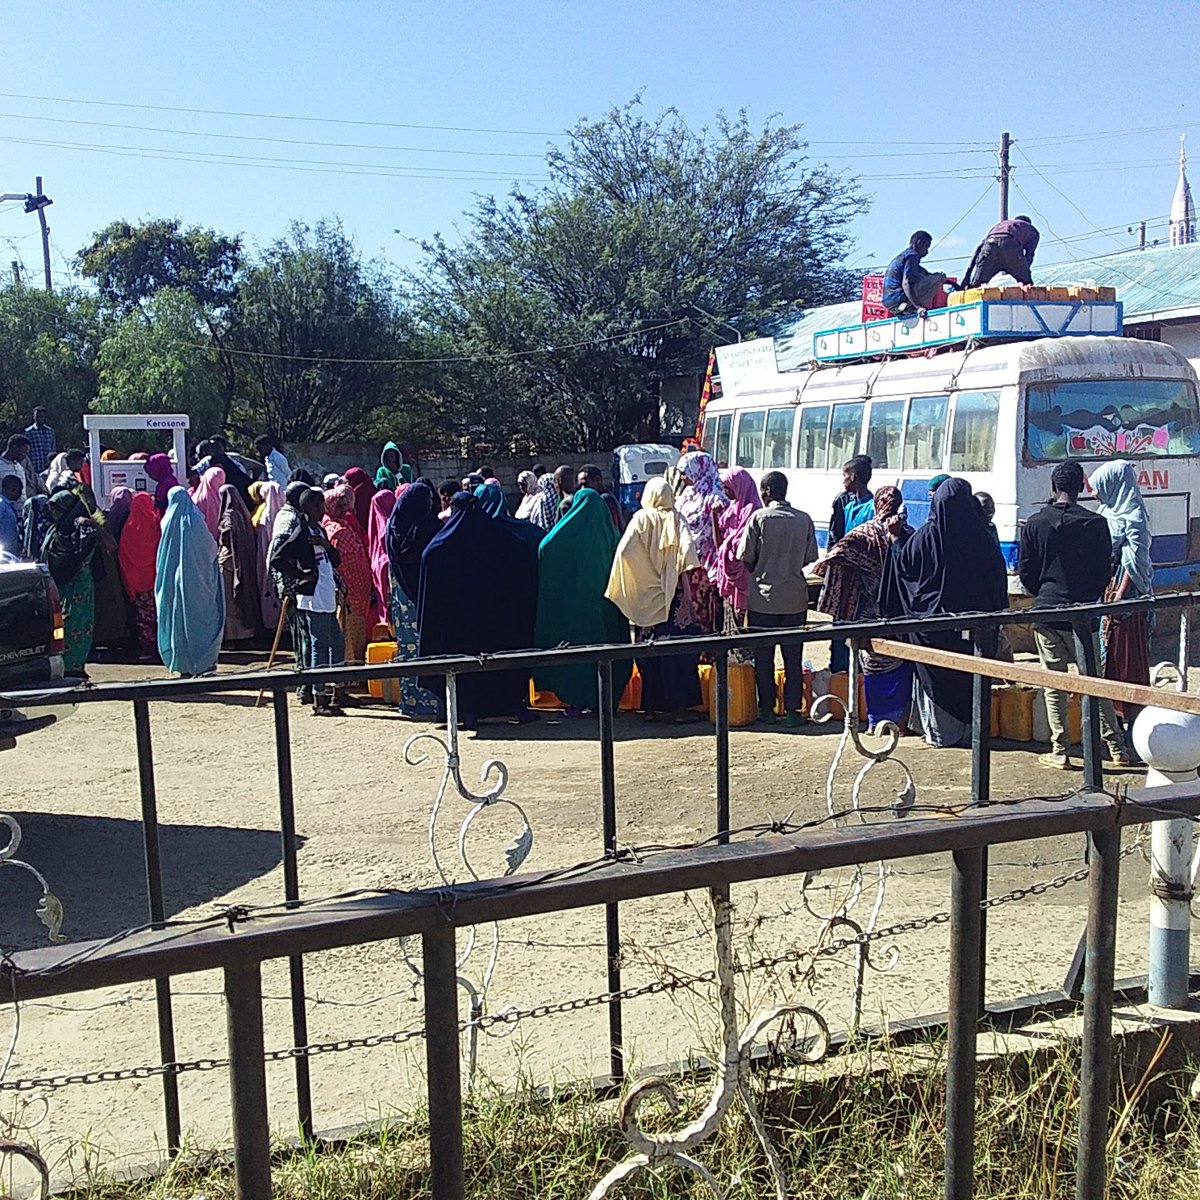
[{"x1": 605, "y1": 477, "x2": 703, "y2": 722}]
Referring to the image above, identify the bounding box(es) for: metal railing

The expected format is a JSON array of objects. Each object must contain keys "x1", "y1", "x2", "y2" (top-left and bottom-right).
[{"x1": 2, "y1": 591, "x2": 1198, "y2": 1199}]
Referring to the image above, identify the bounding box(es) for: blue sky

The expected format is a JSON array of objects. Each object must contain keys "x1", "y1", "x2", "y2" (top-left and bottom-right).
[{"x1": 2, "y1": 0, "x2": 1198, "y2": 297}]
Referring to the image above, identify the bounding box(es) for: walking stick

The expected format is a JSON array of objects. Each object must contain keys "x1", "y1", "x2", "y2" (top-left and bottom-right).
[{"x1": 255, "y1": 595, "x2": 291, "y2": 708}]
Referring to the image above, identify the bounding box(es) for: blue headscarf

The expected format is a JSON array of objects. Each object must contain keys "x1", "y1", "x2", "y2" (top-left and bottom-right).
[
  {"x1": 475, "y1": 483, "x2": 544, "y2": 550},
  {"x1": 155, "y1": 486, "x2": 225, "y2": 676},
  {"x1": 474, "y1": 482, "x2": 508, "y2": 518},
  {"x1": 1090, "y1": 461, "x2": 1153, "y2": 597}
]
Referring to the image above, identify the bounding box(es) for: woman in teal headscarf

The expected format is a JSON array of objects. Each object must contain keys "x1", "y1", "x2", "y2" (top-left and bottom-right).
[
  {"x1": 40, "y1": 490, "x2": 98, "y2": 674},
  {"x1": 155, "y1": 486, "x2": 225, "y2": 677},
  {"x1": 533, "y1": 488, "x2": 631, "y2": 714},
  {"x1": 375, "y1": 442, "x2": 404, "y2": 490}
]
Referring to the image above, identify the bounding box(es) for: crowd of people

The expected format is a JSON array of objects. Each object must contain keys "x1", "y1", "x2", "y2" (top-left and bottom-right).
[{"x1": 0, "y1": 408, "x2": 1157, "y2": 755}]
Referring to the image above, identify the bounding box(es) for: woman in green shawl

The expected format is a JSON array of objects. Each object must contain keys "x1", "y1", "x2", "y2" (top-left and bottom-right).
[
  {"x1": 533, "y1": 487, "x2": 631, "y2": 715},
  {"x1": 374, "y1": 441, "x2": 404, "y2": 490},
  {"x1": 41, "y1": 490, "x2": 98, "y2": 675}
]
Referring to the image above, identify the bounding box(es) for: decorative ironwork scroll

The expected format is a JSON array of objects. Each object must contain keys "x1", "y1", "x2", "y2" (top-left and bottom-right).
[
  {"x1": 801, "y1": 642, "x2": 910, "y2": 1026},
  {"x1": 0, "y1": 814, "x2": 64, "y2": 943},
  {"x1": 590, "y1": 888, "x2": 829, "y2": 1200},
  {"x1": 400, "y1": 673, "x2": 532, "y2": 1081}
]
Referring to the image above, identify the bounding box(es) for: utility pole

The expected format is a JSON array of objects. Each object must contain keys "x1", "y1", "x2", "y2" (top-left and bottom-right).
[
  {"x1": 998, "y1": 132, "x2": 1011, "y2": 221},
  {"x1": 35, "y1": 177, "x2": 51, "y2": 292},
  {"x1": 10, "y1": 261, "x2": 20, "y2": 285}
]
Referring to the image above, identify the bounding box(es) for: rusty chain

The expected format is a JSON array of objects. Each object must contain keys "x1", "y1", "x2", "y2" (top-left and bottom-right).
[{"x1": 0, "y1": 834, "x2": 1148, "y2": 1094}]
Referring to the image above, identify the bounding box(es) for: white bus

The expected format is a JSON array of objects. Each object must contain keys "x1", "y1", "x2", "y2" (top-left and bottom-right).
[{"x1": 700, "y1": 335, "x2": 1200, "y2": 588}]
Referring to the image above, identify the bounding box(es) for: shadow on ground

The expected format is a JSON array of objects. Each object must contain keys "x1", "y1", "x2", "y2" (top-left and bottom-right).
[{"x1": 1, "y1": 811, "x2": 295, "y2": 950}]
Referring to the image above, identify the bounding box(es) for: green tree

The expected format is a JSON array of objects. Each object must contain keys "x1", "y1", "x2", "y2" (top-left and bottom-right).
[
  {"x1": 77, "y1": 218, "x2": 241, "y2": 313},
  {"x1": 226, "y1": 219, "x2": 420, "y2": 443},
  {"x1": 95, "y1": 288, "x2": 226, "y2": 443},
  {"x1": 78, "y1": 218, "x2": 243, "y2": 416},
  {"x1": 0, "y1": 284, "x2": 102, "y2": 439},
  {"x1": 418, "y1": 99, "x2": 866, "y2": 450}
]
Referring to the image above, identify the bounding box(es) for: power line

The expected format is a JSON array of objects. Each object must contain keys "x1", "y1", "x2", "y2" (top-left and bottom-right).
[
  {"x1": 1015, "y1": 147, "x2": 1129, "y2": 250},
  {"x1": 0, "y1": 91, "x2": 562, "y2": 138},
  {"x1": 0, "y1": 136, "x2": 551, "y2": 184},
  {"x1": 0, "y1": 90, "x2": 1002, "y2": 149},
  {"x1": 1023, "y1": 119, "x2": 1200, "y2": 148},
  {"x1": 0, "y1": 110, "x2": 549, "y2": 160}
]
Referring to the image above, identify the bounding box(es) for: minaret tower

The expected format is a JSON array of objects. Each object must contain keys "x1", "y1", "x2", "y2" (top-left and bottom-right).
[{"x1": 1170, "y1": 134, "x2": 1196, "y2": 246}]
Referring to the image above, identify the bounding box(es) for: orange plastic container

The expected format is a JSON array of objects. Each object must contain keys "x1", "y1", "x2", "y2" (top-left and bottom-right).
[
  {"x1": 997, "y1": 685, "x2": 1035, "y2": 742},
  {"x1": 774, "y1": 667, "x2": 814, "y2": 717},
  {"x1": 826, "y1": 671, "x2": 867, "y2": 718},
  {"x1": 1067, "y1": 693, "x2": 1083, "y2": 744},
  {"x1": 528, "y1": 680, "x2": 565, "y2": 710},
  {"x1": 619, "y1": 664, "x2": 642, "y2": 712},
  {"x1": 705, "y1": 662, "x2": 758, "y2": 726},
  {"x1": 366, "y1": 641, "x2": 400, "y2": 704}
]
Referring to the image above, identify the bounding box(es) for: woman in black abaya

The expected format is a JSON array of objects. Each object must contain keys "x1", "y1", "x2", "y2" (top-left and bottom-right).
[{"x1": 879, "y1": 477, "x2": 1007, "y2": 748}]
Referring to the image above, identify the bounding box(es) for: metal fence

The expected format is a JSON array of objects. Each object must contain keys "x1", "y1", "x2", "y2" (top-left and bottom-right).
[{"x1": 2, "y1": 592, "x2": 1199, "y2": 1199}]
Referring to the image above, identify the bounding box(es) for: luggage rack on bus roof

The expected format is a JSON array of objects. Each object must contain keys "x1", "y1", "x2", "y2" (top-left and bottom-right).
[{"x1": 812, "y1": 285, "x2": 1123, "y2": 364}]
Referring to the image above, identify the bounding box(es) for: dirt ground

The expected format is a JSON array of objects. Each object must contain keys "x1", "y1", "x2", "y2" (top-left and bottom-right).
[{"x1": 0, "y1": 648, "x2": 1177, "y2": 1185}]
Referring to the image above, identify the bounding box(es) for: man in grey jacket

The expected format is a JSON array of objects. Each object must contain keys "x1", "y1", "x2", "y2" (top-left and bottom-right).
[{"x1": 738, "y1": 471, "x2": 818, "y2": 725}]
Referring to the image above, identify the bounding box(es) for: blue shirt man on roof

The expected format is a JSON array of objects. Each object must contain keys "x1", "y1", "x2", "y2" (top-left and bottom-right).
[{"x1": 882, "y1": 230, "x2": 947, "y2": 317}]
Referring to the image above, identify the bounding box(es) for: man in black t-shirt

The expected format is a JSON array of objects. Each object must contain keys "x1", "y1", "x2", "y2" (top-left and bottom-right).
[{"x1": 1018, "y1": 460, "x2": 1132, "y2": 769}]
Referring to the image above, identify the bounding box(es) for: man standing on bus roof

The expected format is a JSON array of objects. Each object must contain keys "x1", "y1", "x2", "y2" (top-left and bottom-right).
[
  {"x1": 961, "y1": 215, "x2": 1040, "y2": 289},
  {"x1": 1018, "y1": 460, "x2": 1133, "y2": 770},
  {"x1": 882, "y1": 231, "x2": 947, "y2": 317}
]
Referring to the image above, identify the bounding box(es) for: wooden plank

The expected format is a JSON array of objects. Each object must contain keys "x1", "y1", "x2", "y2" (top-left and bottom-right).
[{"x1": 867, "y1": 637, "x2": 1200, "y2": 717}]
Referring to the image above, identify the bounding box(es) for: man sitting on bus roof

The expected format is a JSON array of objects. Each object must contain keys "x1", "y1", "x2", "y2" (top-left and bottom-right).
[
  {"x1": 961, "y1": 215, "x2": 1040, "y2": 289},
  {"x1": 882, "y1": 231, "x2": 947, "y2": 317}
]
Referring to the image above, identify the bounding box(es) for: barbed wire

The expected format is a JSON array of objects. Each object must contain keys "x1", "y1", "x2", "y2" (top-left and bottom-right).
[{"x1": 0, "y1": 835, "x2": 1147, "y2": 1096}]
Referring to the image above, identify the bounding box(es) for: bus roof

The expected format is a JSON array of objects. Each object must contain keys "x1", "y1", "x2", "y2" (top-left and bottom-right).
[{"x1": 706, "y1": 335, "x2": 1194, "y2": 411}]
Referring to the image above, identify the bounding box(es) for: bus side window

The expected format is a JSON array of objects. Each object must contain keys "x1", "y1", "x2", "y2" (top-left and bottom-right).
[
  {"x1": 904, "y1": 395, "x2": 949, "y2": 470},
  {"x1": 709, "y1": 413, "x2": 733, "y2": 468},
  {"x1": 827, "y1": 402, "x2": 864, "y2": 468},
  {"x1": 949, "y1": 390, "x2": 1000, "y2": 471},
  {"x1": 735, "y1": 410, "x2": 766, "y2": 467},
  {"x1": 762, "y1": 408, "x2": 795, "y2": 468},
  {"x1": 797, "y1": 405, "x2": 830, "y2": 469},
  {"x1": 865, "y1": 399, "x2": 905, "y2": 469}
]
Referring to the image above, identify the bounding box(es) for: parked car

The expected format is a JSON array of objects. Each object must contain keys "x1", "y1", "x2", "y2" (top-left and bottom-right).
[{"x1": 0, "y1": 557, "x2": 82, "y2": 747}]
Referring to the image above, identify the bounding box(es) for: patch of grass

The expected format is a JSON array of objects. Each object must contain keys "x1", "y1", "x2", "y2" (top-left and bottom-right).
[{"x1": 56, "y1": 1041, "x2": 1200, "y2": 1199}]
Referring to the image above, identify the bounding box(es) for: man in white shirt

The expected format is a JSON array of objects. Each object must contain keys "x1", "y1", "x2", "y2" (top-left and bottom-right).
[{"x1": 255, "y1": 435, "x2": 292, "y2": 486}]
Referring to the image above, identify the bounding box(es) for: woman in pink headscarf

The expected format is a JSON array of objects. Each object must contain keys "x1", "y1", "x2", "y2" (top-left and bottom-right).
[
  {"x1": 366, "y1": 489, "x2": 397, "y2": 628},
  {"x1": 191, "y1": 465, "x2": 225, "y2": 539},
  {"x1": 714, "y1": 467, "x2": 763, "y2": 629}
]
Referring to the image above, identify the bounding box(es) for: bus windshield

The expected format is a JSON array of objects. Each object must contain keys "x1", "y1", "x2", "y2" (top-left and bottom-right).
[{"x1": 1026, "y1": 378, "x2": 1200, "y2": 460}]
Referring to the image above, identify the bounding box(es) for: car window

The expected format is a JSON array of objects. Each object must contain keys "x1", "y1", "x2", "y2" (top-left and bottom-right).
[
  {"x1": 950, "y1": 390, "x2": 1000, "y2": 471},
  {"x1": 827, "y1": 402, "x2": 864, "y2": 468},
  {"x1": 763, "y1": 408, "x2": 795, "y2": 468},
  {"x1": 797, "y1": 405, "x2": 830, "y2": 469},
  {"x1": 1025, "y1": 378, "x2": 1200, "y2": 459},
  {"x1": 735, "y1": 410, "x2": 766, "y2": 467},
  {"x1": 865, "y1": 399, "x2": 905, "y2": 469},
  {"x1": 904, "y1": 395, "x2": 949, "y2": 470}
]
